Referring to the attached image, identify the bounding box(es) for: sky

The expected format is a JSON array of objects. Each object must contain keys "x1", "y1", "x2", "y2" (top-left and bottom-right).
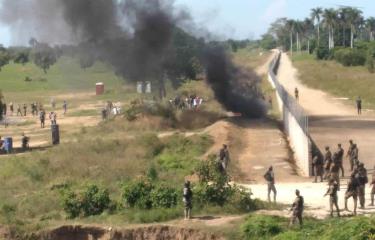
[{"x1": 1, "y1": 0, "x2": 375, "y2": 46}]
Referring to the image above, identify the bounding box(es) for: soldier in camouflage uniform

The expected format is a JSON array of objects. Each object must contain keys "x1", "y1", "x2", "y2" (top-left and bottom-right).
[
  {"x1": 289, "y1": 189, "x2": 304, "y2": 226},
  {"x1": 324, "y1": 178, "x2": 340, "y2": 217},
  {"x1": 264, "y1": 166, "x2": 277, "y2": 203},
  {"x1": 323, "y1": 146, "x2": 332, "y2": 180},
  {"x1": 356, "y1": 163, "x2": 368, "y2": 209},
  {"x1": 335, "y1": 144, "x2": 345, "y2": 177},
  {"x1": 344, "y1": 173, "x2": 359, "y2": 215}
]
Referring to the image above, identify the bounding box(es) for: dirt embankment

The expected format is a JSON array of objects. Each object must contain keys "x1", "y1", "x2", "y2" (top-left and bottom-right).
[{"x1": 30, "y1": 225, "x2": 224, "y2": 240}]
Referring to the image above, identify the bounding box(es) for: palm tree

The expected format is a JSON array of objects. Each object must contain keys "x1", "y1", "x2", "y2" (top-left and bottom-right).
[
  {"x1": 294, "y1": 20, "x2": 304, "y2": 52},
  {"x1": 286, "y1": 19, "x2": 295, "y2": 55},
  {"x1": 366, "y1": 17, "x2": 375, "y2": 41},
  {"x1": 311, "y1": 7, "x2": 323, "y2": 45},
  {"x1": 302, "y1": 18, "x2": 314, "y2": 53},
  {"x1": 323, "y1": 8, "x2": 338, "y2": 49},
  {"x1": 338, "y1": 7, "x2": 350, "y2": 47},
  {"x1": 346, "y1": 8, "x2": 363, "y2": 48}
]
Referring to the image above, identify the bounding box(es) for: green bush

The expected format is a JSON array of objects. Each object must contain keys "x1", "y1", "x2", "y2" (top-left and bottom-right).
[
  {"x1": 315, "y1": 45, "x2": 330, "y2": 60},
  {"x1": 194, "y1": 157, "x2": 255, "y2": 211},
  {"x1": 121, "y1": 180, "x2": 179, "y2": 209},
  {"x1": 61, "y1": 191, "x2": 81, "y2": 218},
  {"x1": 366, "y1": 52, "x2": 375, "y2": 73},
  {"x1": 81, "y1": 185, "x2": 111, "y2": 217},
  {"x1": 241, "y1": 215, "x2": 286, "y2": 240},
  {"x1": 334, "y1": 48, "x2": 366, "y2": 66},
  {"x1": 61, "y1": 184, "x2": 111, "y2": 219},
  {"x1": 151, "y1": 185, "x2": 179, "y2": 208},
  {"x1": 121, "y1": 180, "x2": 154, "y2": 209}
]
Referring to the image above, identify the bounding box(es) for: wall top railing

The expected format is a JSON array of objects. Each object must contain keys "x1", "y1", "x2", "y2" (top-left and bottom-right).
[{"x1": 268, "y1": 51, "x2": 309, "y2": 135}]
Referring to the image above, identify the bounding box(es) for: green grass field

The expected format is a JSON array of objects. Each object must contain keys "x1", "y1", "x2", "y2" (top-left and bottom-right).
[
  {"x1": 0, "y1": 57, "x2": 123, "y2": 92},
  {"x1": 292, "y1": 53, "x2": 375, "y2": 109}
]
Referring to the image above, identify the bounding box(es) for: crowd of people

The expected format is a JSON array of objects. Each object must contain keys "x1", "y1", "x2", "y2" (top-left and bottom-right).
[
  {"x1": 169, "y1": 95, "x2": 204, "y2": 110},
  {"x1": 101, "y1": 101, "x2": 121, "y2": 120},
  {"x1": 1, "y1": 99, "x2": 68, "y2": 128},
  {"x1": 263, "y1": 139, "x2": 375, "y2": 226}
]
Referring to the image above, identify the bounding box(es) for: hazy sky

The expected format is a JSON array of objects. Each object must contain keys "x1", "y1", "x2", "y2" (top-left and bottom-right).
[{"x1": 1, "y1": 0, "x2": 375, "y2": 46}]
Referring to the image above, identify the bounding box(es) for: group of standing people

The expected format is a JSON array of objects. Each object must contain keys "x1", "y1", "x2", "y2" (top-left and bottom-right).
[
  {"x1": 1, "y1": 99, "x2": 67, "y2": 128},
  {"x1": 169, "y1": 95, "x2": 204, "y2": 110}
]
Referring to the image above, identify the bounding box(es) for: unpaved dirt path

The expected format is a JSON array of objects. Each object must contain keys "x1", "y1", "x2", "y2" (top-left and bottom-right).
[
  {"x1": 277, "y1": 52, "x2": 353, "y2": 116},
  {"x1": 256, "y1": 52, "x2": 375, "y2": 219}
]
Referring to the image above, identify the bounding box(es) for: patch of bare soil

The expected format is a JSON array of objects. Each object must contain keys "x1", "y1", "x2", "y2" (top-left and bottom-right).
[{"x1": 34, "y1": 225, "x2": 224, "y2": 240}]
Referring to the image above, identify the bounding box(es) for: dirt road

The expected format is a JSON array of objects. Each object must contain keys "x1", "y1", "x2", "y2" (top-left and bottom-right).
[{"x1": 245, "y1": 52, "x2": 375, "y2": 218}]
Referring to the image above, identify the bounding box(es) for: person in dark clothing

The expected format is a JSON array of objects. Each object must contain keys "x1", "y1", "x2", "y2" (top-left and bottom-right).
[
  {"x1": 183, "y1": 181, "x2": 193, "y2": 220},
  {"x1": 39, "y1": 110, "x2": 45, "y2": 128},
  {"x1": 219, "y1": 144, "x2": 230, "y2": 171},
  {"x1": 23, "y1": 104, "x2": 27, "y2": 116},
  {"x1": 294, "y1": 88, "x2": 299, "y2": 101},
  {"x1": 344, "y1": 173, "x2": 359, "y2": 215},
  {"x1": 289, "y1": 189, "x2": 304, "y2": 226},
  {"x1": 324, "y1": 146, "x2": 332, "y2": 179},
  {"x1": 21, "y1": 133, "x2": 30, "y2": 151},
  {"x1": 324, "y1": 179, "x2": 340, "y2": 217},
  {"x1": 356, "y1": 163, "x2": 368, "y2": 209},
  {"x1": 264, "y1": 166, "x2": 277, "y2": 203},
  {"x1": 335, "y1": 144, "x2": 345, "y2": 177},
  {"x1": 356, "y1": 96, "x2": 362, "y2": 115},
  {"x1": 312, "y1": 154, "x2": 324, "y2": 183}
]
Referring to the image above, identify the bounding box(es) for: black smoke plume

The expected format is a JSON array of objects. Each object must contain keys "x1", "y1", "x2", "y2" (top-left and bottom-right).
[
  {"x1": 203, "y1": 45, "x2": 266, "y2": 117},
  {"x1": 0, "y1": 0, "x2": 266, "y2": 117}
]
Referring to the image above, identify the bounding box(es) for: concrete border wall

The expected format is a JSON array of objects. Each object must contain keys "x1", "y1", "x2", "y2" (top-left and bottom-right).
[{"x1": 267, "y1": 51, "x2": 312, "y2": 176}]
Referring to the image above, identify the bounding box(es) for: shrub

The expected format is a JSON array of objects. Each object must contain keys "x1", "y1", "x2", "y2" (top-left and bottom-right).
[
  {"x1": 366, "y1": 52, "x2": 374, "y2": 73},
  {"x1": 315, "y1": 45, "x2": 330, "y2": 60},
  {"x1": 334, "y1": 48, "x2": 366, "y2": 66},
  {"x1": 24, "y1": 76, "x2": 32, "y2": 82},
  {"x1": 241, "y1": 215, "x2": 286, "y2": 240},
  {"x1": 194, "y1": 156, "x2": 254, "y2": 210},
  {"x1": 121, "y1": 180, "x2": 179, "y2": 209},
  {"x1": 121, "y1": 180, "x2": 154, "y2": 209},
  {"x1": 61, "y1": 184, "x2": 111, "y2": 219},
  {"x1": 151, "y1": 185, "x2": 179, "y2": 208},
  {"x1": 61, "y1": 191, "x2": 82, "y2": 218},
  {"x1": 81, "y1": 185, "x2": 111, "y2": 216}
]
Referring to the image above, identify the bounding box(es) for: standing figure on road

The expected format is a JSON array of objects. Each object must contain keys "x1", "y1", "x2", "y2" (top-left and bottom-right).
[
  {"x1": 370, "y1": 165, "x2": 375, "y2": 206},
  {"x1": 23, "y1": 103, "x2": 27, "y2": 116},
  {"x1": 347, "y1": 140, "x2": 359, "y2": 171},
  {"x1": 264, "y1": 166, "x2": 277, "y2": 203},
  {"x1": 16, "y1": 104, "x2": 22, "y2": 116},
  {"x1": 344, "y1": 173, "x2": 359, "y2": 215},
  {"x1": 312, "y1": 154, "x2": 323, "y2": 183},
  {"x1": 356, "y1": 96, "x2": 362, "y2": 115},
  {"x1": 294, "y1": 87, "x2": 299, "y2": 101},
  {"x1": 39, "y1": 110, "x2": 45, "y2": 128},
  {"x1": 356, "y1": 163, "x2": 368, "y2": 209},
  {"x1": 63, "y1": 100, "x2": 67, "y2": 115},
  {"x1": 183, "y1": 181, "x2": 193, "y2": 220},
  {"x1": 289, "y1": 189, "x2": 304, "y2": 227},
  {"x1": 219, "y1": 144, "x2": 230, "y2": 171},
  {"x1": 335, "y1": 144, "x2": 345, "y2": 177},
  {"x1": 330, "y1": 153, "x2": 341, "y2": 190},
  {"x1": 324, "y1": 179, "x2": 340, "y2": 217},
  {"x1": 324, "y1": 146, "x2": 333, "y2": 179},
  {"x1": 9, "y1": 102, "x2": 13, "y2": 116}
]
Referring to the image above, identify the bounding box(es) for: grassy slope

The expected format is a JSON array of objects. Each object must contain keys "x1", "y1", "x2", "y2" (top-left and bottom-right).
[{"x1": 292, "y1": 53, "x2": 375, "y2": 109}]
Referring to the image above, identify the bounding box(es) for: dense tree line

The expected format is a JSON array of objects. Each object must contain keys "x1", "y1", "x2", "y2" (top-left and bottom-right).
[
  {"x1": 262, "y1": 6, "x2": 375, "y2": 52},
  {"x1": 261, "y1": 6, "x2": 375, "y2": 71}
]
